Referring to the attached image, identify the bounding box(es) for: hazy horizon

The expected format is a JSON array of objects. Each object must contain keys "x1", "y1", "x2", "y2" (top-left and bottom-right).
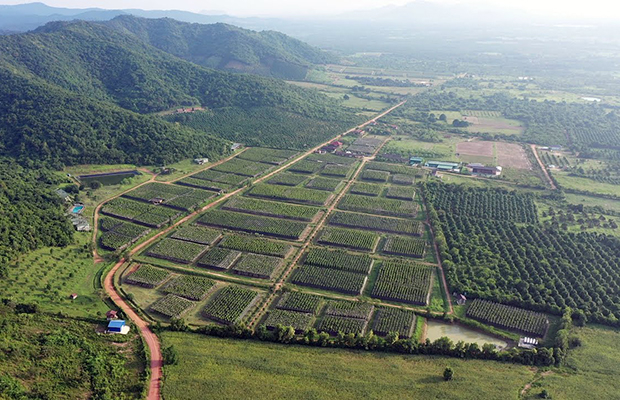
[{"x1": 0, "y1": 0, "x2": 619, "y2": 21}]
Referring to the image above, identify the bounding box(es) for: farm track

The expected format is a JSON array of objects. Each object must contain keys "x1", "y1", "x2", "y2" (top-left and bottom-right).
[
  {"x1": 530, "y1": 144, "x2": 557, "y2": 189},
  {"x1": 98, "y1": 101, "x2": 406, "y2": 400}
]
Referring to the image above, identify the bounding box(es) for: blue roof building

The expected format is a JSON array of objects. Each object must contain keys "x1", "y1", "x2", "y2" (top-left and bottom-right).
[{"x1": 107, "y1": 320, "x2": 126, "y2": 333}]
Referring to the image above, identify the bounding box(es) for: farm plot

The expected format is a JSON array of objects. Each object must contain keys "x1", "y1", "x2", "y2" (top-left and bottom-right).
[
  {"x1": 196, "y1": 248, "x2": 242, "y2": 270},
  {"x1": 391, "y1": 174, "x2": 415, "y2": 185},
  {"x1": 125, "y1": 264, "x2": 171, "y2": 288},
  {"x1": 100, "y1": 231, "x2": 137, "y2": 251},
  {"x1": 131, "y1": 208, "x2": 181, "y2": 228},
  {"x1": 217, "y1": 234, "x2": 293, "y2": 258},
  {"x1": 101, "y1": 197, "x2": 151, "y2": 220},
  {"x1": 347, "y1": 137, "x2": 385, "y2": 156},
  {"x1": 361, "y1": 169, "x2": 390, "y2": 183},
  {"x1": 303, "y1": 247, "x2": 373, "y2": 274},
  {"x1": 382, "y1": 236, "x2": 426, "y2": 258},
  {"x1": 496, "y1": 143, "x2": 531, "y2": 170},
  {"x1": 145, "y1": 238, "x2": 207, "y2": 264},
  {"x1": 329, "y1": 211, "x2": 422, "y2": 236},
  {"x1": 202, "y1": 285, "x2": 260, "y2": 325},
  {"x1": 237, "y1": 147, "x2": 297, "y2": 165},
  {"x1": 306, "y1": 153, "x2": 358, "y2": 165},
  {"x1": 162, "y1": 275, "x2": 216, "y2": 301},
  {"x1": 276, "y1": 292, "x2": 323, "y2": 314},
  {"x1": 466, "y1": 299, "x2": 549, "y2": 337},
  {"x1": 305, "y1": 177, "x2": 343, "y2": 192},
  {"x1": 231, "y1": 254, "x2": 283, "y2": 280},
  {"x1": 211, "y1": 158, "x2": 273, "y2": 177},
  {"x1": 246, "y1": 184, "x2": 331, "y2": 206},
  {"x1": 176, "y1": 177, "x2": 232, "y2": 192},
  {"x1": 291, "y1": 265, "x2": 367, "y2": 295},
  {"x1": 456, "y1": 141, "x2": 494, "y2": 158},
  {"x1": 385, "y1": 186, "x2": 416, "y2": 200},
  {"x1": 170, "y1": 225, "x2": 222, "y2": 245},
  {"x1": 317, "y1": 315, "x2": 368, "y2": 335},
  {"x1": 317, "y1": 227, "x2": 378, "y2": 252},
  {"x1": 350, "y1": 182, "x2": 383, "y2": 196},
  {"x1": 150, "y1": 294, "x2": 196, "y2": 318},
  {"x1": 163, "y1": 192, "x2": 214, "y2": 211},
  {"x1": 320, "y1": 164, "x2": 353, "y2": 178},
  {"x1": 99, "y1": 216, "x2": 122, "y2": 232},
  {"x1": 288, "y1": 160, "x2": 324, "y2": 174},
  {"x1": 366, "y1": 161, "x2": 419, "y2": 176},
  {"x1": 123, "y1": 182, "x2": 191, "y2": 202},
  {"x1": 263, "y1": 310, "x2": 314, "y2": 333},
  {"x1": 325, "y1": 301, "x2": 374, "y2": 320},
  {"x1": 197, "y1": 210, "x2": 308, "y2": 240},
  {"x1": 337, "y1": 194, "x2": 418, "y2": 218},
  {"x1": 222, "y1": 197, "x2": 319, "y2": 221},
  {"x1": 99, "y1": 220, "x2": 150, "y2": 251},
  {"x1": 371, "y1": 260, "x2": 433, "y2": 306},
  {"x1": 191, "y1": 169, "x2": 248, "y2": 186},
  {"x1": 267, "y1": 172, "x2": 308, "y2": 186},
  {"x1": 372, "y1": 307, "x2": 416, "y2": 338}
]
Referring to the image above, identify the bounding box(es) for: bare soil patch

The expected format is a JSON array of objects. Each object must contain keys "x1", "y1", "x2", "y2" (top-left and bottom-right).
[
  {"x1": 497, "y1": 143, "x2": 530, "y2": 169},
  {"x1": 456, "y1": 140, "x2": 494, "y2": 157}
]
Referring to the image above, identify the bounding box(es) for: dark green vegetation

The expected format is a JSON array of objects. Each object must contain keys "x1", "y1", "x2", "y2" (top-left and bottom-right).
[
  {"x1": 276, "y1": 292, "x2": 323, "y2": 314},
  {"x1": 291, "y1": 264, "x2": 368, "y2": 295},
  {"x1": 467, "y1": 299, "x2": 549, "y2": 337},
  {"x1": 329, "y1": 211, "x2": 422, "y2": 235},
  {"x1": 429, "y1": 183, "x2": 620, "y2": 325},
  {"x1": 0, "y1": 19, "x2": 360, "y2": 167},
  {"x1": 372, "y1": 307, "x2": 417, "y2": 338},
  {"x1": 303, "y1": 247, "x2": 373, "y2": 274},
  {"x1": 231, "y1": 254, "x2": 283, "y2": 279},
  {"x1": 263, "y1": 309, "x2": 315, "y2": 332},
  {"x1": 0, "y1": 159, "x2": 73, "y2": 266},
  {"x1": 107, "y1": 16, "x2": 336, "y2": 79},
  {"x1": 371, "y1": 260, "x2": 433, "y2": 306},
  {"x1": 222, "y1": 196, "x2": 320, "y2": 221},
  {"x1": 151, "y1": 294, "x2": 197, "y2": 318},
  {"x1": 202, "y1": 285, "x2": 260, "y2": 325},
  {"x1": 197, "y1": 209, "x2": 308, "y2": 239},
  {"x1": 337, "y1": 194, "x2": 418, "y2": 217},
  {"x1": 0, "y1": 303, "x2": 144, "y2": 399},
  {"x1": 126, "y1": 264, "x2": 172, "y2": 288},
  {"x1": 161, "y1": 275, "x2": 216, "y2": 301},
  {"x1": 317, "y1": 227, "x2": 379, "y2": 251},
  {"x1": 217, "y1": 234, "x2": 293, "y2": 258}
]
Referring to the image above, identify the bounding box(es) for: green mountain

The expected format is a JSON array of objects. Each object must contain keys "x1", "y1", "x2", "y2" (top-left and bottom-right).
[
  {"x1": 106, "y1": 15, "x2": 338, "y2": 80},
  {"x1": 0, "y1": 20, "x2": 360, "y2": 166}
]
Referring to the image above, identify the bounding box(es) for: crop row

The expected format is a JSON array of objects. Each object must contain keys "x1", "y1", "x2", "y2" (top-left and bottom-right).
[
  {"x1": 349, "y1": 182, "x2": 383, "y2": 197},
  {"x1": 391, "y1": 174, "x2": 416, "y2": 185},
  {"x1": 197, "y1": 210, "x2": 307, "y2": 240},
  {"x1": 305, "y1": 177, "x2": 343, "y2": 192},
  {"x1": 176, "y1": 177, "x2": 232, "y2": 192},
  {"x1": 197, "y1": 248, "x2": 242, "y2": 270},
  {"x1": 291, "y1": 265, "x2": 367, "y2": 295},
  {"x1": 317, "y1": 227, "x2": 378, "y2": 252},
  {"x1": 99, "y1": 219, "x2": 150, "y2": 251},
  {"x1": 306, "y1": 153, "x2": 358, "y2": 165},
  {"x1": 123, "y1": 182, "x2": 192, "y2": 202},
  {"x1": 288, "y1": 159, "x2": 324, "y2": 174},
  {"x1": 337, "y1": 194, "x2": 418, "y2": 218},
  {"x1": 321, "y1": 164, "x2": 352, "y2": 178},
  {"x1": 303, "y1": 247, "x2": 373, "y2": 274},
  {"x1": 325, "y1": 301, "x2": 374, "y2": 320},
  {"x1": 382, "y1": 236, "x2": 426, "y2": 258},
  {"x1": 191, "y1": 169, "x2": 249, "y2": 186},
  {"x1": 125, "y1": 264, "x2": 171, "y2": 288},
  {"x1": 361, "y1": 169, "x2": 390, "y2": 182},
  {"x1": 170, "y1": 225, "x2": 222, "y2": 245},
  {"x1": 371, "y1": 260, "x2": 433, "y2": 306},
  {"x1": 316, "y1": 315, "x2": 368, "y2": 335},
  {"x1": 237, "y1": 147, "x2": 298, "y2": 165},
  {"x1": 212, "y1": 158, "x2": 273, "y2": 177},
  {"x1": 222, "y1": 196, "x2": 319, "y2": 221},
  {"x1": 329, "y1": 211, "x2": 422, "y2": 236},
  {"x1": 366, "y1": 161, "x2": 419, "y2": 176},
  {"x1": 466, "y1": 299, "x2": 549, "y2": 337},
  {"x1": 202, "y1": 285, "x2": 260, "y2": 325},
  {"x1": 145, "y1": 238, "x2": 207, "y2": 264},
  {"x1": 231, "y1": 254, "x2": 283, "y2": 280},
  {"x1": 276, "y1": 292, "x2": 323, "y2": 314},
  {"x1": 268, "y1": 172, "x2": 308, "y2": 186},
  {"x1": 162, "y1": 275, "x2": 216, "y2": 301},
  {"x1": 372, "y1": 307, "x2": 416, "y2": 338},
  {"x1": 150, "y1": 294, "x2": 196, "y2": 318},
  {"x1": 264, "y1": 310, "x2": 315, "y2": 333},
  {"x1": 385, "y1": 185, "x2": 416, "y2": 200},
  {"x1": 246, "y1": 184, "x2": 331, "y2": 206},
  {"x1": 217, "y1": 234, "x2": 293, "y2": 258}
]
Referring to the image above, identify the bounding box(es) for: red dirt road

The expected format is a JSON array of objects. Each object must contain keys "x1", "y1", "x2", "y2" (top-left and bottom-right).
[{"x1": 99, "y1": 102, "x2": 405, "y2": 400}]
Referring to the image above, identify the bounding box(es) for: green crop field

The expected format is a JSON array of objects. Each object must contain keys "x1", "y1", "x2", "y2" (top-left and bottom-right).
[{"x1": 161, "y1": 332, "x2": 537, "y2": 400}]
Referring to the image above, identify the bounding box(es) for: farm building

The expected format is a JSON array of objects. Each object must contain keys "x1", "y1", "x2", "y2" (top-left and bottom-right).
[
  {"x1": 231, "y1": 143, "x2": 242, "y2": 151},
  {"x1": 469, "y1": 164, "x2": 502, "y2": 176},
  {"x1": 518, "y1": 337, "x2": 538, "y2": 349},
  {"x1": 193, "y1": 158, "x2": 209, "y2": 165},
  {"x1": 70, "y1": 293, "x2": 78, "y2": 300},
  {"x1": 107, "y1": 320, "x2": 130, "y2": 334},
  {"x1": 410, "y1": 156, "x2": 424, "y2": 165},
  {"x1": 549, "y1": 145, "x2": 562, "y2": 151},
  {"x1": 106, "y1": 310, "x2": 119, "y2": 320},
  {"x1": 425, "y1": 161, "x2": 460, "y2": 172},
  {"x1": 456, "y1": 294, "x2": 467, "y2": 305}
]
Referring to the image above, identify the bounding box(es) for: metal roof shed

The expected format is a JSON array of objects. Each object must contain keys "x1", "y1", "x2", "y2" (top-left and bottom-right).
[{"x1": 107, "y1": 320, "x2": 126, "y2": 333}]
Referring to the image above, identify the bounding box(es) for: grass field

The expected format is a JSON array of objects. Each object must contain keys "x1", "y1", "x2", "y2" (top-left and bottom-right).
[
  {"x1": 161, "y1": 332, "x2": 535, "y2": 400},
  {"x1": 553, "y1": 172, "x2": 620, "y2": 197}
]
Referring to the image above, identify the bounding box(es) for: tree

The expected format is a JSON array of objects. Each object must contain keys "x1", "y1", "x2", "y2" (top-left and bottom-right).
[
  {"x1": 162, "y1": 345, "x2": 179, "y2": 365},
  {"x1": 443, "y1": 367, "x2": 454, "y2": 381},
  {"x1": 89, "y1": 180, "x2": 102, "y2": 190},
  {"x1": 539, "y1": 389, "x2": 550, "y2": 398},
  {"x1": 343, "y1": 94, "x2": 350, "y2": 100},
  {"x1": 439, "y1": 113, "x2": 447, "y2": 122}
]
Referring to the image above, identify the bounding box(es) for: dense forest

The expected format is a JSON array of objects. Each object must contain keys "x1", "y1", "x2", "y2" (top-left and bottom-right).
[
  {"x1": 106, "y1": 15, "x2": 337, "y2": 80},
  {"x1": 0, "y1": 159, "x2": 74, "y2": 271}
]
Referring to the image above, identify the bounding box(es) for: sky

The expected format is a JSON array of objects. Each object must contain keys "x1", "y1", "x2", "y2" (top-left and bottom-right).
[{"x1": 0, "y1": 0, "x2": 619, "y2": 19}]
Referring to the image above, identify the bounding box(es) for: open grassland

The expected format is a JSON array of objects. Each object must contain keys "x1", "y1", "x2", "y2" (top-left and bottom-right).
[{"x1": 161, "y1": 332, "x2": 535, "y2": 400}]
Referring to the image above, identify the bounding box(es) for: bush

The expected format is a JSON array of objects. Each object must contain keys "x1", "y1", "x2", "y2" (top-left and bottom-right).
[
  {"x1": 443, "y1": 367, "x2": 454, "y2": 381},
  {"x1": 162, "y1": 345, "x2": 179, "y2": 365}
]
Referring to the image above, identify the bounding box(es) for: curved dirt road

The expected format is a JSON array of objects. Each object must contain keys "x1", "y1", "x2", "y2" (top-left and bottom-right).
[{"x1": 99, "y1": 102, "x2": 405, "y2": 400}]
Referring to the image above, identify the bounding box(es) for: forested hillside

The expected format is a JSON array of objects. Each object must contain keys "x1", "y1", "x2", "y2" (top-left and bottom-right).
[
  {"x1": 0, "y1": 159, "x2": 74, "y2": 270},
  {"x1": 106, "y1": 15, "x2": 337, "y2": 80}
]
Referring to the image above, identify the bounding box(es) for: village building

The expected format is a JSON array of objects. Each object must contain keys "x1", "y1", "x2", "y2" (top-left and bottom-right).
[
  {"x1": 106, "y1": 310, "x2": 119, "y2": 320},
  {"x1": 193, "y1": 158, "x2": 209, "y2": 165},
  {"x1": 469, "y1": 164, "x2": 502, "y2": 176},
  {"x1": 107, "y1": 320, "x2": 130, "y2": 334},
  {"x1": 425, "y1": 161, "x2": 461, "y2": 172},
  {"x1": 230, "y1": 143, "x2": 242, "y2": 151},
  {"x1": 409, "y1": 156, "x2": 424, "y2": 166},
  {"x1": 70, "y1": 293, "x2": 78, "y2": 300}
]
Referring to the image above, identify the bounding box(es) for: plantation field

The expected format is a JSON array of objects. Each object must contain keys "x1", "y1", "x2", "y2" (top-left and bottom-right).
[
  {"x1": 222, "y1": 196, "x2": 320, "y2": 221},
  {"x1": 337, "y1": 194, "x2": 418, "y2": 218},
  {"x1": 264, "y1": 309, "x2": 315, "y2": 332},
  {"x1": 466, "y1": 299, "x2": 549, "y2": 337},
  {"x1": 291, "y1": 264, "x2": 368, "y2": 295},
  {"x1": 161, "y1": 332, "x2": 537, "y2": 400},
  {"x1": 211, "y1": 158, "x2": 274, "y2": 177},
  {"x1": 276, "y1": 292, "x2": 323, "y2": 314},
  {"x1": 170, "y1": 225, "x2": 222, "y2": 245},
  {"x1": 267, "y1": 171, "x2": 309, "y2": 186},
  {"x1": 371, "y1": 260, "x2": 433, "y2": 306},
  {"x1": 176, "y1": 176, "x2": 232, "y2": 192},
  {"x1": 246, "y1": 183, "x2": 332, "y2": 206},
  {"x1": 197, "y1": 210, "x2": 308, "y2": 240},
  {"x1": 317, "y1": 315, "x2": 368, "y2": 335},
  {"x1": 372, "y1": 307, "x2": 416, "y2": 338},
  {"x1": 150, "y1": 294, "x2": 196, "y2": 318},
  {"x1": 197, "y1": 248, "x2": 242, "y2": 270},
  {"x1": 236, "y1": 147, "x2": 298, "y2": 165},
  {"x1": 303, "y1": 247, "x2": 373, "y2": 274},
  {"x1": 202, "y1": 285, "x2": 261, "y2": 325},
  {"x1": 231, "y1": 254, "x2": 283, "y2": 280},
  {"x1": 329, "y1": 211, "x2": 422, "y2": 236},
  {"x1": 317, "y1": 227, "x2": 379, "y2": 252},
  {"x1": 126, "y1": 264, "x2": 171, "y2": 287},
  {"x1": 217, "y1": 234, "x2": 294, "y2": 258},
  {"x1": 145, "y1": 238, "x2": 207, "y2": 264},
  {"x1": 350, "y1": 182, "x2": 384, "y2": 196}
]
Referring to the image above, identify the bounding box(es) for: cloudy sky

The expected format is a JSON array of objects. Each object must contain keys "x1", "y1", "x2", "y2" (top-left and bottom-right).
[{"x1": 0, "y1": 0, "x2": 618, "y2": 19}]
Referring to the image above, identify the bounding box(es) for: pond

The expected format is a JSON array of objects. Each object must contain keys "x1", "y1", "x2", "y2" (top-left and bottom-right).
[{"x1": 425, "y1": 320, "x2": 508, "y2": 350}]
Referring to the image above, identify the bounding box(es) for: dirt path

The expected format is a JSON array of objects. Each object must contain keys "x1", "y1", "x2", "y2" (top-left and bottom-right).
[
  {"x1": 98, "y1": 102, "x2": 406, "y2": 400},
  {"x1": 530, "y1": 144, "x2": 557, "y2": 190},
  {"x1": 521, "y1": 370, "x2": 553, "y2": 397}
]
